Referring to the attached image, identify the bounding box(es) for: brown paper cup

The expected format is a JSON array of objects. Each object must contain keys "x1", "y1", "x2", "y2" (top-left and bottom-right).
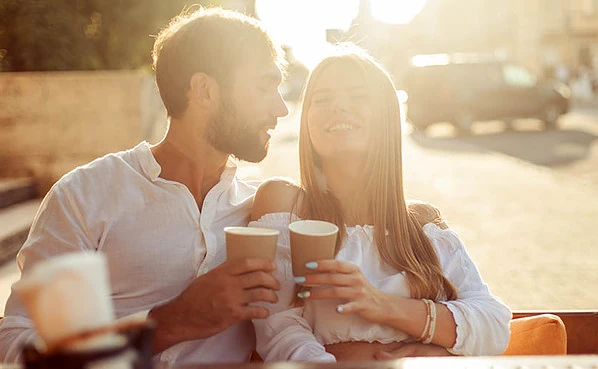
[
  {"x1": 289, "y1": 220, "x2": 338, "y2": 276},
  {"x1": 225, "y1": 227, "x2": 279, "y2": 261}
]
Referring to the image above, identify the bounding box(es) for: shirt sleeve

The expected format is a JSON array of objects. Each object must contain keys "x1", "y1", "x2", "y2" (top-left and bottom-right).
[
  {"x1": 253, "y1": 308, "x2": 336, "y2": 362},
  {"x1": 0, "y1": 182, "x2": 98, "y2": 363},
  {"x1": 425, "y1": 224, "x2": 512, "y2": 356},
  {"x1": 249, "y1": 214, "x2": 336, "y2": 362}
]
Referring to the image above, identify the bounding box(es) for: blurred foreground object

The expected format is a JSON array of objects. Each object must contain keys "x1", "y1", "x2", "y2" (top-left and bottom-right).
[{"x1": 13, "y1": 252, "x2": 153, "y2": 369}]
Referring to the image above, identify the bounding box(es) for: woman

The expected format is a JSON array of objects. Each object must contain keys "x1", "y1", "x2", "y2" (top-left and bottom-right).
[{"x1": 249, "y1": 44, "x2": 511, "y2": 362}]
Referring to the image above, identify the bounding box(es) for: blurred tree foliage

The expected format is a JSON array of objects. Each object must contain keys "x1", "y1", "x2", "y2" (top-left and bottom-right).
[{"x1": 0, "y1": 0, "x2": 227, "y2": 72}]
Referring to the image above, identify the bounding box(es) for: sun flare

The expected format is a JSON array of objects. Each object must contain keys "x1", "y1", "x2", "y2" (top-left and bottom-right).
[{"x1": 255, "y1": 0, "x2": 427, "y2": 68}]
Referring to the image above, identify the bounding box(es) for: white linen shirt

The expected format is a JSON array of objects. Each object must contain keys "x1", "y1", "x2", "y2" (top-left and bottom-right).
[
  {"x1": 0, "y1": 142, "x2": 258, "y2": 366},
  {"x1": 250, "y1": 213, "x2": 512, "y2": 362}
]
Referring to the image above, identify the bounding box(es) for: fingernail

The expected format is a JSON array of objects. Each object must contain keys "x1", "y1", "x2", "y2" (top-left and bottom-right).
[
  {"x1": 294, "y1": 276, "x2": 306, "y2": 283},
  {"x1": 305, "y1": 261, "x2": 318, "y2": 269},
  {"x1": 336, "y1": 306, "x2": 344, "y2": 313},
  {"x1": 297, "y1": 291, "x2": 310, "y2": 299}
]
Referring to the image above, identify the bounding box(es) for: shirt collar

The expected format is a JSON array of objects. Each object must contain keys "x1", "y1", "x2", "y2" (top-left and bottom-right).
[
  {"x1": 222, "y1": 157, "x2": 238, "y2": 183},
  {"x1": 135, "y1": 141, "x2": 161, "y2": 181},
  {"x1": 135, "y1": 141, "x2": 239, "y2": 185}
]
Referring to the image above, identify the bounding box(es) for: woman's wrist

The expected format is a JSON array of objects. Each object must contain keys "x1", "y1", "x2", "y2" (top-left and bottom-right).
[{"x1": 380, "y1": 293, "x2": 410, "y2": 328}]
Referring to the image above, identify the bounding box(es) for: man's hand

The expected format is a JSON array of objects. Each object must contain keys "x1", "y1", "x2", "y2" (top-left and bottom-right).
[
  {"x1": 149, "y1": 258, "x2": 280, "y2": 354},
  {"x1": 374, "y1": 342, "x2": 455, "y2": 360}
]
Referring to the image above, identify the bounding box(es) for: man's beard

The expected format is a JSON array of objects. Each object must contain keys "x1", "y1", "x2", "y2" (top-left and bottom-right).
[{"x1": 206, "y1": 98, "x2": 270, "y2": 163}]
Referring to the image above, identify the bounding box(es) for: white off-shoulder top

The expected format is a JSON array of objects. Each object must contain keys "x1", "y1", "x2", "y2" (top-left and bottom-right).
[{"x1": 249, "y1": 213, "x2": 512, "y2": 362}]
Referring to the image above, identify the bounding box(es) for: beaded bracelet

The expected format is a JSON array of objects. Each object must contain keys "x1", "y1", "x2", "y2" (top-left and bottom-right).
[
  {"x1": 417, "y1": 298, "x2": 432, "y2": 342},
  {"x1": 422, "y1": 299, "x2": 437, "y2": 344}
]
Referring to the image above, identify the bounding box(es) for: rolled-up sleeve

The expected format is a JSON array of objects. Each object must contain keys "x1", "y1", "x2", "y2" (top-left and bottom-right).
[{"x1": 425, "y1": 224, "x2": 512, "y2": 356}]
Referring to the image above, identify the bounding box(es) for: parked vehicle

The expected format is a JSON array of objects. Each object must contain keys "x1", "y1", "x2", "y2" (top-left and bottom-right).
[{"x1": 403, "y1": 56, "x2": 571, "y2": 134}]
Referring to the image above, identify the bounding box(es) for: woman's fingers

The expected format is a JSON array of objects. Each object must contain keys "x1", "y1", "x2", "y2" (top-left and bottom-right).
[
  {"x1": 297, "y1": 286, "x2": 363, "y2": 300},
  {"x1": 295, "y1": 260, "x2": 364, "y2": 287},
  {"x1": 335, "y1": 300, "x2": 363, "y2": 314},
  {"x1": 304, "y1": 260, "x2": 360, "y2": 274},
  {"x1": 295, "y1": 272, "x2": 360, "y2": 287}
]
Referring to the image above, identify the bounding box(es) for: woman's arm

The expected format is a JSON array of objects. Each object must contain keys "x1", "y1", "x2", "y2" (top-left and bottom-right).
[
  {"x1": 295, "y1": 226, "x2": 511, "y2": 356},
  {"x1": 293, "y1": 260, "x2": 458, "y2": 348},
  {"x1": 251, "y1": 178, "x2": 303, "y2": 221},
  {"x1": 428, "y1": 226, "x2": 512, "y2": 355}
]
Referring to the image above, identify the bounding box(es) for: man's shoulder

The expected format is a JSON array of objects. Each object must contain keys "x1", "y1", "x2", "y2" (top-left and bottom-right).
[{"x1": 55, "y1": 144, "x2": 146, "y2": 196}]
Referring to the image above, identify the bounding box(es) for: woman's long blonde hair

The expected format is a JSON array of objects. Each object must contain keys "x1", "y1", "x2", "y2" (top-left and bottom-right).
[{"x1": 297, "y1": 45, "x2": 457, "y2": 301}]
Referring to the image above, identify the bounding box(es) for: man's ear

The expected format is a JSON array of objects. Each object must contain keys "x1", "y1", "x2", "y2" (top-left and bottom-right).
[{"x1": 189, "y1": 72, "x2": 220, "y2": 108}]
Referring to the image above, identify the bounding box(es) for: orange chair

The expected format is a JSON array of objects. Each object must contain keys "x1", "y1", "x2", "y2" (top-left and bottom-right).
[{"x1": 504, "y1": 314, "x2": 567, "y2": 355}]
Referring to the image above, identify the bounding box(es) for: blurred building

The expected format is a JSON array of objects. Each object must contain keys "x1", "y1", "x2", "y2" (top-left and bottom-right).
[
  {"x1": 563, "y1": 0, "x2": 598, "y2": 71},
  {"x1": 408, "y1": 0, "x2": 598, "y2": 80},
  {"x1": 338, "y1": 0, "x2": 567, "y2": 84},
  {"x1": 408, "y1": 0, "x2": 560, "y2": 73}
]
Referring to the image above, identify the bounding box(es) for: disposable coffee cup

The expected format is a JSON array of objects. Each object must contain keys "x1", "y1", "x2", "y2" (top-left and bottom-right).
[
  {"x1": 288, "y1": 220, "x2": 338, "y2": 276},
  {"x1": 224, "y1": 227, "x2": 279, "y2": 261},
  {"x1": 13, "y1": 252, "x2": 116, "y2": 353}
]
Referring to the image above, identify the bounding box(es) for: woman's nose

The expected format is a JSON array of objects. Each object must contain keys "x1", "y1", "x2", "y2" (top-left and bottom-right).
[{"x1": 329, "y1": 95, "x2": 351, "y2": 113}]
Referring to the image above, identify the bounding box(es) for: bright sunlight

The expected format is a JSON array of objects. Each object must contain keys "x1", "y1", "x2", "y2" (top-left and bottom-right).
[{"x1": 255, "y1": 0, "x2": 427, "y2": 68}]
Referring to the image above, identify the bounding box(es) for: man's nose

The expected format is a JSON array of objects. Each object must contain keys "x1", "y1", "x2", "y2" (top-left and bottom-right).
[{"x1": 273, "y1": 92, "x2": 289, "y2": 118}]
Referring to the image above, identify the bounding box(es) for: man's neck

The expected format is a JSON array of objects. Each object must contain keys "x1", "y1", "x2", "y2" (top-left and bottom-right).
[{"x1": 151, "y1": 118, "x2": 230, "y2": 210}]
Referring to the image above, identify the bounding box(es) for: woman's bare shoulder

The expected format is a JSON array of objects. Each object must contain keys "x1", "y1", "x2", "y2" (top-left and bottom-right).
[{"x1": 251, "y1": 178, "x2": 304, "y2": 221}]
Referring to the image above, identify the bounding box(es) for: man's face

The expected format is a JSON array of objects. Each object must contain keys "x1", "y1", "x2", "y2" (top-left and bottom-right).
[{"x1": 206, "y1": 55, "x2": 288, "y2": 163}]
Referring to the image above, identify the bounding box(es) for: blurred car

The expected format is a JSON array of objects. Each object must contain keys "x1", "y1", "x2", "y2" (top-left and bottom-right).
[{"x1": 403, "y1": 56, "x2": 571, "y2": 134}]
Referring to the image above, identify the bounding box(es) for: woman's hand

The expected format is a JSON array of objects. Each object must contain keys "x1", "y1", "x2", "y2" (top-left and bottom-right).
[
  {"x1": 374, "y1": 342, "x2": 455, "y2": 360},
  {"x1": 294, "y1": 260, "x2": 403, "y2": 325}
]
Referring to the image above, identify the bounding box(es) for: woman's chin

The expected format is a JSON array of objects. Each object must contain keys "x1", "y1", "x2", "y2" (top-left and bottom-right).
[{"x1": 316, "y1": 147, "x2": 368, "y2": 162}]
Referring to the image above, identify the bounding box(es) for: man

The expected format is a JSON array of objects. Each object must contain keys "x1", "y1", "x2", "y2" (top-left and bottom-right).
[{"x1": 0, "y1": 7, "x2": 289, "y2": 365}]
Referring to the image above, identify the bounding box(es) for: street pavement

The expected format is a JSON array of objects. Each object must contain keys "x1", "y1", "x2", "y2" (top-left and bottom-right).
[{"x1": 0, "y1": 104, "x2": 596, "y2": 314}]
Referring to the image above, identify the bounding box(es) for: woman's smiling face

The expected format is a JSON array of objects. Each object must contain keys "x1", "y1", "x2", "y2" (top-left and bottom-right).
[{"x1": 306, "y1": 61, "x2": 373, "y2": 160}]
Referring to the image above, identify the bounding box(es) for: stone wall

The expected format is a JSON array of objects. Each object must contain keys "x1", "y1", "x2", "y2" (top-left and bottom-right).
[{"x1": 0, "y1": 71, "x2": 167, "y2": 195}]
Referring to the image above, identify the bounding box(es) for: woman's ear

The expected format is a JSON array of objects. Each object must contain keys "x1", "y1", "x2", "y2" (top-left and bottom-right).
[{"x1": 189, "y1": 72, "x2": 220, "y2": 108}]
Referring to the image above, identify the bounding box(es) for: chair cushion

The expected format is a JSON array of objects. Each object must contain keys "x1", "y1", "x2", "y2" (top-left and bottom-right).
[{"x1": 504, "y1": 314, "x2": 567, "y2": 355}]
